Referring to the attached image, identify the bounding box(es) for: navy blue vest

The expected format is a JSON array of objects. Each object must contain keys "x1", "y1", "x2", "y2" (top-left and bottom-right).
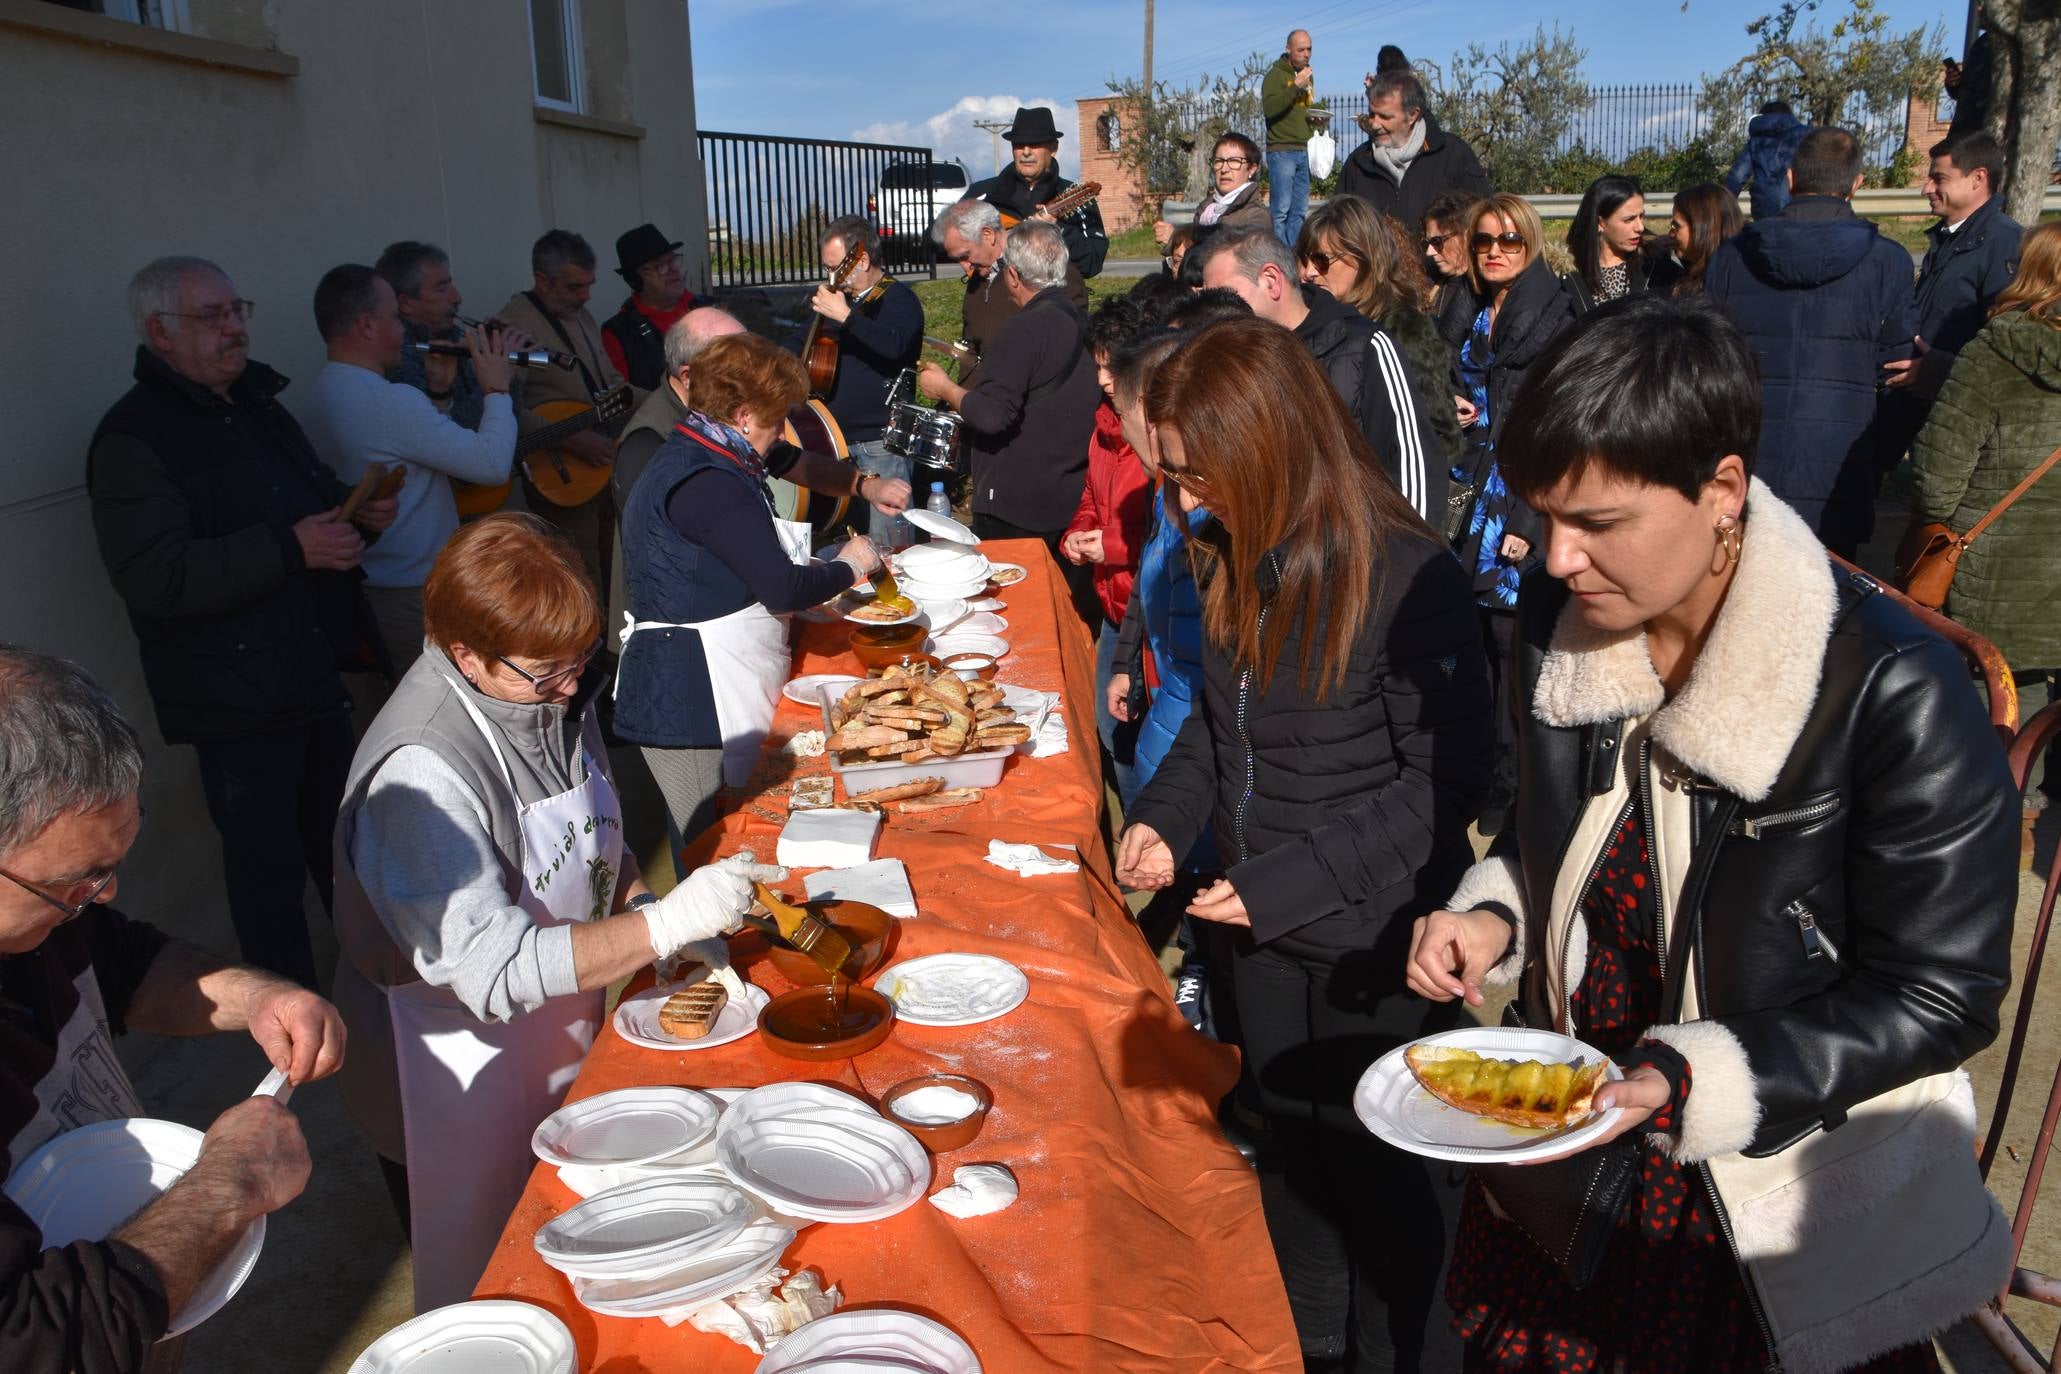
[{"x1": 613, "y1": 428, "x2": 780, "y2": 748}]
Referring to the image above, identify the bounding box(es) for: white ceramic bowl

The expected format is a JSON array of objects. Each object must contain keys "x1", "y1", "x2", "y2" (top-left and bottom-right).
[{"x1": 930, "y1": 631, "x2": 1009, "y2": 661}]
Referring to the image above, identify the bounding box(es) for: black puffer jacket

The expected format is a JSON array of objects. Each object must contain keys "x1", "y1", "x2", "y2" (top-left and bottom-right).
[
  {"x1": 1126, "y1": 525, "x2": 1493, "y2": 958},
  {"x1": 1488, "y1": 503, "x2": 2016, "y2": 1155},
  {"x1": 1293, "y1": 287, "x2": 1446, "y2": 524}
]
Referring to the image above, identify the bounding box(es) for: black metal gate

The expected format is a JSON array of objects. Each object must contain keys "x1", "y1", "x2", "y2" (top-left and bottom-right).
[{"x1": 699, "y1": 131, "x2": 940, "y2": 288}]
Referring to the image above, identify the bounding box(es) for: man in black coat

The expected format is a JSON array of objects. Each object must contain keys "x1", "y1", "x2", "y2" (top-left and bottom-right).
[
  {"x1": 967, "y1": 106, "x2": 1108, "y2": 282},
  {"x1": 914, "y1": 222, "x2": 1102, "y2": 629},
  {"x1": 86, "y1": 256, "x2": 397, "y2": 987},
  {"x1": 1880, "y1": 130, "x2": 2022, "y2": 455},
  {"x1": 1197, "y1": 225, "x2": 1445, "y2": 526},
  {"x1": 1336, "y1": 70, "x2": 1492, "y2": 232},
  {"x1": 1705, "y1": 130, "x2": 1916, "y2": 558}
]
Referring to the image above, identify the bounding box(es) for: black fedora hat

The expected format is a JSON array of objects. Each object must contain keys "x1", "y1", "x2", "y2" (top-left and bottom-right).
[
  {"x1": 614, "y1": 222, "x2": 682, "y2": 284},
  {"x1": 1001, "y1": 106, "x2": 1063, "y2": 145}
]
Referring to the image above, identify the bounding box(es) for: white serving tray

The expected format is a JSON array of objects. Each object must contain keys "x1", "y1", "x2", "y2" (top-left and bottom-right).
[{"x1": 530, "y1": 1086, "x2": 722, "y2": 1169}]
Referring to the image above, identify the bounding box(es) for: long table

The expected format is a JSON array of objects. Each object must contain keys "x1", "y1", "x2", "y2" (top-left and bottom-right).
[{"x1": 474, "y1": 541, "x2": 1299, "y2": 1371}]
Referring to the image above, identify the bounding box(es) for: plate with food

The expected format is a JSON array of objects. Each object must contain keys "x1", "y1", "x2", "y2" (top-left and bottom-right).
[
  {"x1": 785, "y1": 673, "x2": 865, "y2": 706},
  {"x1": 842, "y1": 594, "x2": 921, "y2": 627},
  {"x1": 879, "y1": 952, "x2": 1030, "y2": 1027},
  {"x1": 1353, "y1": 1026, "x2": 1622, "y2": 1163},
  {"x1": 615, "y1": 972, "x2": 770, "y2": 1052},
  {"x1": 985, "y1": 562, "x2": 1028, "y2": 588}
]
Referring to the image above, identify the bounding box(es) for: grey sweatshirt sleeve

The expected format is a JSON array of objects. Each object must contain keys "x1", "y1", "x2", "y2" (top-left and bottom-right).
[{"x1": 349, "y1": 745, "x2": 580, "y2": 1020}]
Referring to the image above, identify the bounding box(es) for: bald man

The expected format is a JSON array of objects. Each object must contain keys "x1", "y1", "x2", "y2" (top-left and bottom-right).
[
  {"x1": 1262, "y1": 27, "x2": 1319, "y2": 244},
  {"x1": 612, "y1": 307, "x2": 908, "y2": 515}
]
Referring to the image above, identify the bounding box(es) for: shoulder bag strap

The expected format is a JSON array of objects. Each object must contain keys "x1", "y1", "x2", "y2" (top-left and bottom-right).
[
  {"x1": 1961, "y1": 441, "x2": 2061, "y2": 547},
  {"x1": 524, "y1": 291, "x2": 602, "y2": 398}
]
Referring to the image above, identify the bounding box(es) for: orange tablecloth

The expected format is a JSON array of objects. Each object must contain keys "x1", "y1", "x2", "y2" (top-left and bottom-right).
[{"x1": 474, "y1": 541, "x2": 1298, "y2": 1371}]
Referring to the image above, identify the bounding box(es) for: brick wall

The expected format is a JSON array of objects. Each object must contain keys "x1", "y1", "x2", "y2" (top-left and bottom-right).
[
  {"x1": 1904, "y1": 87, "x2": 1951, "y2": 185},
  {"x1": 1075, "y1": 96, "x2": 1152, "y2": 232}
]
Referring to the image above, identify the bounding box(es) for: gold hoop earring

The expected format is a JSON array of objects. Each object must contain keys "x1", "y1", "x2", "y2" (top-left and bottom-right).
[{"x1": 1715, "y1": 514, "x2": 1742, "y2": 567}]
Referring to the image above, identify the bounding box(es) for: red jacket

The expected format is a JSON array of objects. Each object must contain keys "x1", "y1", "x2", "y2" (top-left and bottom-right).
[{"x1": 1063, "y1": 402, "x2": 1151, "y2": 625}]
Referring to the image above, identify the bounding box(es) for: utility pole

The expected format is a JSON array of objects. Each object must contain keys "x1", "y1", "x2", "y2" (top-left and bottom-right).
[
  {"x1": 1144, "y1": 0, "x2": 1154, "y2": 93},
  {"x1": 973, "y1": 118, "x2": 1012, "y2": 175}
]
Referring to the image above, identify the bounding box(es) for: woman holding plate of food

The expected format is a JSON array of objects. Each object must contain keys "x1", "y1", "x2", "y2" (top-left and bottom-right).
[
  {"x1": 1406, "y1": 295, "x2": 2017, "y2": 1373},
  {"x1": 615, "y1": 331, "x2": 883, "y2": 845},
  {"x1": 1115, "y1": 317, "x2": 1494, "y2": 1369}
]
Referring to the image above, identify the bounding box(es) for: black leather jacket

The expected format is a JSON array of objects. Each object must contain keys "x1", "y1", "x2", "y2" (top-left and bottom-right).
[{"x1": 1500, "y1": 566, "x2": 2017, "y2": 1157}]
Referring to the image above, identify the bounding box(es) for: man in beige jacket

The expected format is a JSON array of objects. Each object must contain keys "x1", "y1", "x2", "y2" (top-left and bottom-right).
[{"x1": 496, "y1": 229, "x2": 635, "y2": 594}]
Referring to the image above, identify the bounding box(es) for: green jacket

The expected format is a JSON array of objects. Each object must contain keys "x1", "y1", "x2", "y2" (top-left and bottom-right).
[
  {"x1": 1261, "y1": 57, "x2": 1315, "y2": 147},
  {"x1": 1378, "y1": 303, "x2": 1466, "y2": 467},
  {"x1": 1911, "y1": 310, "x2": 2061, "y2": 669}
]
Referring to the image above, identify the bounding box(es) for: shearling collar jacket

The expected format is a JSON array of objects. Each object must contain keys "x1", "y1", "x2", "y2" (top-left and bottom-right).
[{"x1": 1446, "y1": 481, "x2": 2016, "y2": 1372}]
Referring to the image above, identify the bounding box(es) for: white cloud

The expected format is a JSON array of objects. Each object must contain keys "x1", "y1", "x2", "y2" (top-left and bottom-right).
[{"x1": 852, "y1": 95, "x2": 1082, "y2": 181}]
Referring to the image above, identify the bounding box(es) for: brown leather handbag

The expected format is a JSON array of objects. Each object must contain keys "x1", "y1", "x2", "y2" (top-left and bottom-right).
[{"x1": 1899, "y1": 442, "x2": 2061, "y2": 610}]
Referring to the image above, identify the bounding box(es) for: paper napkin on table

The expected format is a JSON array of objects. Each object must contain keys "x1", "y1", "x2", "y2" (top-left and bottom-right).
[
  {"x1": 684, "y1": 1268, "x2": 841, "y2": 1344},
  {"x1": 776, "y1": 807, "x2": 880, "y2": 868},
  {"x1": 984, "y1": 840, "x2": 1079, "y2": 876},
  {"x1": 929, "y1": 1164, "x2": 1019, "y2": 1218},
  {"x1": 804, "y1": 859, "x2": 918, "y2": 918}
]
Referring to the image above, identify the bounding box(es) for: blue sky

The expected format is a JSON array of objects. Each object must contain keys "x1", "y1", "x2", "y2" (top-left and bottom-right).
[{"x1": 690, "y1": 0, "x2": 1963, "y2": 175}]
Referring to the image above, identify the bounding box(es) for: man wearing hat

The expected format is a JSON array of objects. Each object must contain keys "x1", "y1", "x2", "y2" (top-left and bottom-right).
[
  {"x1": 602, "y1": 222, "x2": 712, "y2": 392},
  {"x1": 968, "y1": 106, "x2": 1108, "y2": 282}
]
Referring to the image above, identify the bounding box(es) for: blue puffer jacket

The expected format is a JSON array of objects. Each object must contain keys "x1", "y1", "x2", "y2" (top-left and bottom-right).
[
  {"x1": 1724, "y1": 111, "x2": 1808, "y2": 220},
  {"x1": 1706, "y1": 199, "x2": 1916, "y2": 550},
  {"x1": 1134, "y1": 487, "x2": 1213, "y2": 867}
]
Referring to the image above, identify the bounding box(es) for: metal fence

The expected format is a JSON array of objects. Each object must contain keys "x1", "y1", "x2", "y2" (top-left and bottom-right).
[{"x1": 699, "y1": 131, "x2": 939, "y2": 289}]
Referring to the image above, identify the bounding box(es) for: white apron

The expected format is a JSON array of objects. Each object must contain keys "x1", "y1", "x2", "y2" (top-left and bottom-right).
[
  {"x1": 388, "y1": 683, "x2": 623, "y2": 1313},
  {"x1": 616, "y1": 512, "x2": 811, "y2": 788}
]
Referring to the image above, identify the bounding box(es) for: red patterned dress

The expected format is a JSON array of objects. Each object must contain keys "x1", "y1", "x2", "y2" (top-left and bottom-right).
[{"x1": 1444, "y1": 799, "x2": 1939, "y2": 1373}]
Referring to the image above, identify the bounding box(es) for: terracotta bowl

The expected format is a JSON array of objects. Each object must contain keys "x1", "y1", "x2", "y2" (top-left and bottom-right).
[
  {"x1": 864, "y1": 653, "x2": 943, "y2": 679},
  {"x1": 942, "y1": 652, "x2": 998, "y2": 681},
  {"x1": 760, "y1": 899, "x2": 896, "y2": 987},
  {"x1": 849, "y1": 623, "x2": 927, "y2": 669},
  {"x1": 880, "y1": 1073, "x2": 994, "y2": 1152},
  {"x1": 756, "y1": 984, "x2": 896, "y2": 1061}
]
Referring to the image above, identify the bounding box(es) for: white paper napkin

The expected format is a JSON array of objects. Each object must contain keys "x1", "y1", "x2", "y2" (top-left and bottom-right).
[
  {"x1": 929, "y1": 1164, "x2": 1019, "y2": 1218},
  {"x1": 984, "y1": 840, "x2": 1079, "y2": 876},
  {"x1": 804, "y1": 859, "x2": 918, "y2": 918},
  {"x1": 776, "y1": 807, "x2": 881, "y2": 868},
  {"x1": 1031, "y1": 711, "x2": 1069, "y2": 758},
  {"x1": 684, "y1": 1267, "x2": 840, "y2": 1343}
]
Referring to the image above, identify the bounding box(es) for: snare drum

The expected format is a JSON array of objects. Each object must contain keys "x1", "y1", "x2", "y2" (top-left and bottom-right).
[
  {"x1": 914, "y1": 411, "x2": 963, "y2": 473},
  {"x1": 882, "y1": 404, "x2": 919, "y2": 458}
]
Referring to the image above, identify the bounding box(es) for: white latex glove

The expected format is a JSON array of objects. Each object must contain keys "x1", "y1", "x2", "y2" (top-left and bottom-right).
[{"x1": 643, "y1": 851, "x2": 787, "y2": 958}]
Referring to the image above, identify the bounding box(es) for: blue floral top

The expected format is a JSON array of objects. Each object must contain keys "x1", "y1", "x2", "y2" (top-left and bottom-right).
[{"x1": 1455, "y1": 306, "x2": 1522, "y2": 609}]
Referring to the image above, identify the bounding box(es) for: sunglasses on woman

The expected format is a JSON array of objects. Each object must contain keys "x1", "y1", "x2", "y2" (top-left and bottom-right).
[
  {"x1": 1303, "y1": 249, "x2": 1358, "y2": 276},
  {"x1": 1422, "y1": 231, "x2": 1460, "y2": 251},
  {"x1": 1471, "y1": 231, "x2": 1527, "y2": 255}
]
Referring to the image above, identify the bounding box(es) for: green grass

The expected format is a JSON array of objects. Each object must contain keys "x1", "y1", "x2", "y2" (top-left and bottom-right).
[
  {"x1": 1108, "y1": 223, "x2": 1160, "y2": 260},
  {"x1": 912, "y1": 274, "x2": 1138, "y2": 373}
]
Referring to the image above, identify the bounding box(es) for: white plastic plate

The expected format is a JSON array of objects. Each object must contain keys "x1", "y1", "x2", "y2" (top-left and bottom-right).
[
  {"x1": 720, "y1": 1082, "x2": 880, "y2": 1125},
  {"x1": 897, "y1": 542, "x2": 989, "y2": 576},
  {"x1": 842, "y1": 598, "x2": 922, "y2": 628},
  {"x1": 758, "y1": 1309, "x2": 983, "y2": 1373},
  {"x1": 878, "y1": 953, "x2": 1030, "y2": 1028},
  {"x1": 929, "y1": 632, "x2": 1008, "y2": 662},
  {"x1": 534, "y1": 1176, "x2": 756, "y2": 1277},
  {"x1": 718, "y1": 1112, "x2": 930, "y2": 1224},
  {"x1": 1352, "y1": 1025, "x2": 1626, "y2": 1163},
  {"x1": 570, "y1": 1217, "x2": 796, "y2": 1316},
  {"x1": 952, "y1": 611, "x2": 1008, "y2": 636},
  {"x1": 984, "y1": 562, "x2": 1028, "y2": 587},
  {"x1": 5, "y1": 1118, "x2": 264, "y2": 1338},
  {"x1": 786, "y1": 674, "x2": 865, "y2": 706},
  {"x1": 530, "y1": 1087, "x2": 722, "y2": 1169},
  {"x1": 614, "y1": 980, "x2": 770, "y2": 1051},
  {"x1": 905, "y1": 509, "x2": 978, "y2": 544},
  {"x1": 348, "y1": 1299, "x2": 575, "y2": 1373}
]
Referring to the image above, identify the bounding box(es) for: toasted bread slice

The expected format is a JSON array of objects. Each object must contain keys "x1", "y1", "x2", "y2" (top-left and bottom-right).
[
  {"x1": 658, "y1": 983, "x2": 728, "y2": 1040},
  {"x1": 1403, "y1": 1044, "x2": 1608, "y2": 1130}
]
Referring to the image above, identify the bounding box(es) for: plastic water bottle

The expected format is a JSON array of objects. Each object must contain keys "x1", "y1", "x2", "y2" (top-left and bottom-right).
[{"x1": 925, "y1": 482, "x2": 951, "y2": 517}]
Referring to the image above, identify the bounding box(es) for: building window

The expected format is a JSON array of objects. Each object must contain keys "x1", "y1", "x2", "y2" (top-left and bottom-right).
[
  {"x1": 41, "y1": 0, "x2": 190, "y2": 28},
  {"x1": 1098, "y1": 112, "x2": 1121, "y2": 153},
  {"x1": 529, "y1": 0, "x2": 585, "y2": 113}
]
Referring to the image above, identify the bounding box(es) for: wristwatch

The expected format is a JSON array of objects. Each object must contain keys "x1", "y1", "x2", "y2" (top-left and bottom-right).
[{"x1": 626, "y1": 892, "x2": 660, "y2": 911}]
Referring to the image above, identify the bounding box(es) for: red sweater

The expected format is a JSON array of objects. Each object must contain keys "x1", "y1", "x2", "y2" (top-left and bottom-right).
[
  {"x1": 601, "y1": 293, "x2": 696, "y2": 381},
  {"x1": 1063, "y1": 402, "x2": 1151, "y2": 625}
]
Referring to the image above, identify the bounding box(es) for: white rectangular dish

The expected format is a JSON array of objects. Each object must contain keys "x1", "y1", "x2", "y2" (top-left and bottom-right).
[{"x1": 814, "y1": 683, "x2": 1051, "y2": 793}]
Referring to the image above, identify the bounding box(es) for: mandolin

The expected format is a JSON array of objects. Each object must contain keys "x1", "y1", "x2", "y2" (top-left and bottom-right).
[
  {"x1": 800, "y1": 248, "x2": 866, "y2": 397},
  {"x1": 997, "y1": 180, "x2": 1102, "y2": 230},
  {"x1": 450, "y1": 384, "x2": 635, "y2": 517}
]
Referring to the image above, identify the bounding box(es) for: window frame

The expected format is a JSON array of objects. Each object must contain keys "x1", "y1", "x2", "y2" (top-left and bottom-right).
[
  {"x1": 527, "y1": 0, "x2": 586, "y2": 115},
  {"x1": 94, "y1": 0, "x2": 192, "y2": 30}
]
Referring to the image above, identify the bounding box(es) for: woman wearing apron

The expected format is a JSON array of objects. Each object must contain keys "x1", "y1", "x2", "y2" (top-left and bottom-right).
[
  {"x1": 330, "y1": 513, "x2": 780, "y2": 1311},
  {"x1": 614, "y1": 331, "x2": 883, "y2": 844}
]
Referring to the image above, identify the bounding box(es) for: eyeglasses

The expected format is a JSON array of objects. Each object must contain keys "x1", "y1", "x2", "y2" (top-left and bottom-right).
[
  {"x1": 496, "y1": 637, "x2": 602, "y2": 694},
  {"x1": 1422, "y1": 231, "x2": 1459, "y2": 251},
  {"x1": 1471, "y1": 231, "x2": 1526, "y2": 255},
  {"x1": 156, "y1": 299, "x2": 256, "y2": 329},
  {"x1": 1211, "y1": 157, "x2": 1252, "y2": 168},
  {"x1": 0, "y1": 863, "x2": 118, "y2": 924},
  {"x1": 1304, "y1": 249, "x2": 1358, "y2": 275},
  {"x1": 1163, "y1": 467, "x2": 1211, "y2": 496}
]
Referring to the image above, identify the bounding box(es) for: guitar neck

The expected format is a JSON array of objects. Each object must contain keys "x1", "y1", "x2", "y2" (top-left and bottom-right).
[{"x1": 517, "y1": 407, "x2": 606, "y2": 459}]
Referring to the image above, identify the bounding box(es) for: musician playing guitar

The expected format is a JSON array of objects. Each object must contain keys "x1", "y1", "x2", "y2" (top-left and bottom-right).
[
  {"x1": 496, "y1": 229, "x2": 631, "y2": 597},
  {"x1": 967, "y1": 107, "x2": 1109, "y2": 281},
  {"x1": 805, "y1": 216, "x2": 924, "y2": 536}
]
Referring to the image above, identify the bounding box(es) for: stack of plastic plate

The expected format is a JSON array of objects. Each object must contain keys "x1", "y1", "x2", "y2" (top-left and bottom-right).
[
  {"x1": 531, "y1": 1087, "x2": 723, "y2": 1171},
  {"x1": 5, "y1": 1118, "x2": 264, "y2": 1337},
  {"x1": 715, "y1": 1083, "x2": 931, "y2": 1224},
  {"x1": 348, "y1": 1300, "x2": 575, "y2": 1372},
  {"x1": 756, "y1": 1310, "x2": 982, "y2": 1372},
  {"x1": 540, "y1": 1176, "x2": 797, "y2": 1318},
  {"x1": 895, "y1": 543, "x2": 993, "y2": 601}
]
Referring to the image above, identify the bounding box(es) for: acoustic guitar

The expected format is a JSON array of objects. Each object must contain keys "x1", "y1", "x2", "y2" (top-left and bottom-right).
[
  {"x1": 799, "y1": 249, "x2": 865, "y2": 397},
  {"x1": 780, "y1": 399, "x2": 853, "y2": 535},
  {"x1": 996, "y1": 180, "x2": 1102, "y2": 230},
  {"x1": 451, "y1": 384, "x2": 635, "y2": 518}
]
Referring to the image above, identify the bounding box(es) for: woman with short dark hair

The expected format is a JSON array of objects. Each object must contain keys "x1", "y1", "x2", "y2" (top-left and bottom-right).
[
  {"x1": 1411, "y1": 295, "x2": 2016, "y2": 1373},
  {"x1": 1118, "y1": 318, "x2": 1492, "y2": 1369},
  {"x1": 333, "y1": 512, "x2": 778, "y2": 1310}
]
